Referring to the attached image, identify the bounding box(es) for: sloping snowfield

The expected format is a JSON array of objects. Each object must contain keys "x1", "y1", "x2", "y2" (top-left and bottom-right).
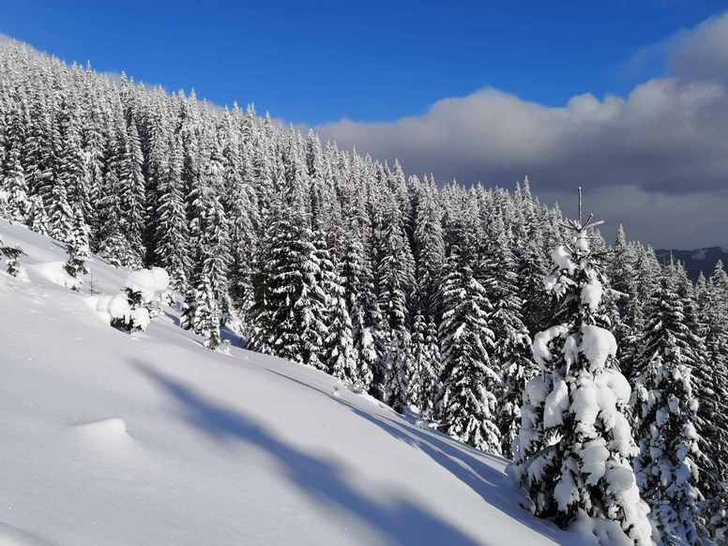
[{"x1": 0, "y1": 219, "x2": 596, "y2": 546}]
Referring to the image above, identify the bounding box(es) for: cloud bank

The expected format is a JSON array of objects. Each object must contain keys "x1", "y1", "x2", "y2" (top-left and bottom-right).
[{"x1": 318, "y1": 11, "x2": 728, "y2": 249}]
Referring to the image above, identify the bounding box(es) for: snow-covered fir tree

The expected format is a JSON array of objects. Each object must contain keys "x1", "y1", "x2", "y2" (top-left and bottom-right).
[
  {"x1": 249, "y1": 199, "x2": 327, "y2": 366},
  {"x1": 153, "y1": 136, "x2": 190, "y2": 290},
  {"x1": 436, "y1": 223, "x2": 501, "y2": 454},
  {"x1": 632, "y1": 272, "x2": 706, "y2": 545},
  {"x1": 482, "y1": 212, "x2": 537, "y2": 458},
  {"x1": 64, "y1": 206, "x2": 91, "y2": 283},
  {"x1": 182, "y1": 167, "x2": 230, "y2": 351},
  {"x1": 510, "y1": 202, "x2": 652, "y2": 545},
  {"x1": 408, "y1": 313, "x2": 441, "y2": 416}
]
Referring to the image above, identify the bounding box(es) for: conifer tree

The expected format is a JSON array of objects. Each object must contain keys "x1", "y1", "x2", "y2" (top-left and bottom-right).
[
  {"x1": 64, "y1": 207, "x2": 91, "y2": 283},
  {"x1": 120, "y1": 117, "x2": 147, "y2": 262},
  {"x1": 413, "y1": 177, "x2": 445, "y2": 318},
  {"x1": 408, "y1": 313, "x2": 441, "y2": 416},
  {"x1": 483, "y1": 213, "x2": 536, "y2": 458},
  {"x1": 2, "y1": 137, "x2": 29, "y2": 222},
  {"x1": 669, "y1": 261, "x2": 725, "y2": 507},
  {"x1": 249, "y1": 201, "x2": 327, "y2": 366},
  {"x1": 699, "y1": 261, "x2": 728, "y2": 484},
  {"x1": 27, "y1": 194, "x2": 49, "y2": 234},
  {"x1": 374, "y1": 202, "x2": 415, "y2": 410},
  {"x1": 182, "y1": 166, "x2": 230, "y2": 351},
  {"x1": 339, "y1": 233, "x2": 375, "y2": 391},
  {"x1": 437, "y1": 228, "x2": 500, "y2": 453},
  {"x1": 154, "y1": 136, "x2": 190, "y2": 289},
  {"x1": 510, "y1": 199, "x2": 651, "y2": 544},
  {"x1": 633, "y1": 273, "x2": 706, "y2": 544},
  {"x1": 55, "y1": 96, "x2": 90, "y2": 225},
  {"x1": 47, "y1": 177, "x2": 73, "y2": 242},
  {"x1": 325, "y1": 281, "x2": 358, "y2": 383}
]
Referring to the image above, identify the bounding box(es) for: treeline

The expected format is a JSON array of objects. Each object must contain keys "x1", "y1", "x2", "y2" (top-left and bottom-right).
[{"x1": 0, "y1": 41, "x2": 726, "y2": 543}]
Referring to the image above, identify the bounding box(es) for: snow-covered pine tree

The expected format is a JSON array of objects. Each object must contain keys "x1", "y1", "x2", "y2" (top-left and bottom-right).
[
  {"x1": 222, "y1": 120, "x2": 258, "y2": 324},
  {"x1": 249, "y1": 199, "x2": 327, "y2": 366},
  {"x1": 312, "y1": 225, "x2": 338, "y2": 372},
  {"x1": 483, "y1": 212, "x2": 537, "y2": 459},
  {"x1": 510, "y1": 196, "x2": 652, "y2": 544},
  {"x1": 699, "y1": 261, "x2": 728, "y2": 486},
  {"x1": 95, "y1": 128, "x2": 137, "y2": 267},
  {"x1": 413, "y1": 175, "x2": 445, "y2": 319},
  {"x1": 183, "y1": 166, "x2": 230, "y2": 351},
  {"x1": 339, "y1": 232, "x2": 375, "y2": 392},
  {"x1": 374, "y1": 200, "x2": 415, "y2": 411},
  {"x1": 324, "y1": 280, "x2": 358, "y2": 383},
  {"x1": 668, "y1": 260, "x2": 726, "y2": 511},
  {"x1": 408, "y1": 313, "x2": 441, "y2": 417},
  {"x1": 2, "y1": 132, "x2": 29, "y2": 222},
  {"x1": 1, "y1": 99, "x2": 30, "y2": 222},
  {"x1": 608, "y1": 226, "x2": 639, "y2": 368},
  {"x1": 55, "y1": 95, "x2": 91, "y2": 228},
  {"x1": 633, "y1": 271, "x2": 706, "y2": 545},
  {"x1": 154, "y1": 136, "x2": 190, "y2": 290},
  {"x1": 27, "y1": 194, "x2": 49, "y2": 234},
  {"x1": 436, "y1": 223, "x2": 501, "y2": 453},
  {"x1": 64, "y1": 206, "x2": 91, "y2": 284},
  {"x1": 119, "y1": 114, "x2": 147, "y2": 263},
  {"x1": 517, "y1": 237, "x2": 551, "y2": 336}
]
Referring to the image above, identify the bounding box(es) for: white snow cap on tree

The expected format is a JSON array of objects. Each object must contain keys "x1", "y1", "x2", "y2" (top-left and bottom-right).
[{"x1": 125, "y1": 267, "x2": 170, "y2": 302}]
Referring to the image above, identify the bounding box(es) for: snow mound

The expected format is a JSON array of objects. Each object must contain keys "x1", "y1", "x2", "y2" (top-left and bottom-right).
[
  {"x1": 86, "y1": 293, "x2": 140, "y2": 325},
  {"x1": 73, "y1": 418, "x2": 133, "y2": 449},
  {"x1": 26, "y1": 262, "x2": 79, "y2": 291},
  {"x1": 572, "y1": 514, "x2": 633, "y2": 546}
]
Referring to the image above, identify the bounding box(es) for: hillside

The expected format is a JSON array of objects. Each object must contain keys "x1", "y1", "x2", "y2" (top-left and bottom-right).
[
  {"x1": 0, "y1": 219, "x2": 606, "y2": 546},
  {"x1": 655, "y1": 247, "x2": 728, "y2": 281}
]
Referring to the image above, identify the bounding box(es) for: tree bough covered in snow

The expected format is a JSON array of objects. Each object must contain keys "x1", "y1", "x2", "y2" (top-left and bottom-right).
[
  {"x1": 632, "y1": 274, "x2": 706, "y2": 545},
  {"x1": 510, "y1": 205, "x2": 652, "y2": 544}
]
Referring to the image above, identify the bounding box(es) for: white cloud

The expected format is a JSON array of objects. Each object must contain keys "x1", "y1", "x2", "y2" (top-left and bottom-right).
[
  {"x1": 317, "y1": 10, "x2": 728, "y2": 248},
  {"x1": 671, "y1": 11, "x2": 728, "y2": 85}
]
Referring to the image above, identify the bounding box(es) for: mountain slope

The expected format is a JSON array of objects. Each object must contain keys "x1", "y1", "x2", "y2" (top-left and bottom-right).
[
  {"x1": 0, "y1": 219, "x2": 598, "y2": 546},
  {"x1": 655, "y1": 246, "x2": 728, "y2": 280}
]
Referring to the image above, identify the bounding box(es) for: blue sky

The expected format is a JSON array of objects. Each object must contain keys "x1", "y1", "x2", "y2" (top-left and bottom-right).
[{"x1": 0, "y1": 0, "x2": 724, "y2": 125}]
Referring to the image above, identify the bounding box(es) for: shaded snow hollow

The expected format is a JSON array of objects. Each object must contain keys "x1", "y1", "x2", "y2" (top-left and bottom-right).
[{"x1": 0, "y1": 220, "x2": 601, "y2": 546}]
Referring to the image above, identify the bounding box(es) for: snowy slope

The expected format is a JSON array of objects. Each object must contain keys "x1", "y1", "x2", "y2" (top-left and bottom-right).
[{"x1": 0, "y1": 219, "x2": 596, "y2": 546}]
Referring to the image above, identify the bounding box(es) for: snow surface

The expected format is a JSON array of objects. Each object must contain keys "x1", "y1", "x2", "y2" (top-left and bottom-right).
[{"x1": 0, "y1": 220, "x2": 606, "y2": 546}]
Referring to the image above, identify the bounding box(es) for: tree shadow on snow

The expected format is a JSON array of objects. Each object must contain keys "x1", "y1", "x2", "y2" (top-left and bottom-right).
[
  {"x1": 264, "y1": 368, "x2": 565, "y2": 543},
  {"x1": 220, "y1": 326, "x2": 245, "y2": 348},
  {"x1": 162, "y1": 310, "x2": 181, "y2": 327},
  {"x1": 130, "y1": 360, "x2": 481, "y2": 546}
]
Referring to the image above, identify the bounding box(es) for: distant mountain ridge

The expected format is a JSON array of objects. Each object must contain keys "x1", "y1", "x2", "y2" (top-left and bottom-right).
[{"x1": 655, "y1": 246, "x2": 728, "y2": 280}]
